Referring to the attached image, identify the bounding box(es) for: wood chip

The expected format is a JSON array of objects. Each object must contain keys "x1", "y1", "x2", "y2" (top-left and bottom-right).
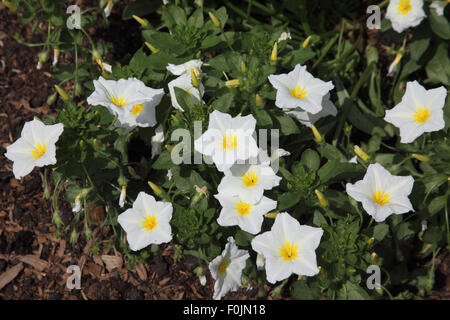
[
  {"x1": 135, "y1": 263, "x2": 147, "y2": 281},
  {"x1": 17, "y1": 255, "x2": 50, "y2": 272},
  {"x1": 57, "y1": 240, "x2": 66, "y2": 257},
  {"x1": 101, "y1": 255, "x2": 122, "y2": 273},
  {"x1": 0, "y1": 263, "x2": 24, "y2": 290}
]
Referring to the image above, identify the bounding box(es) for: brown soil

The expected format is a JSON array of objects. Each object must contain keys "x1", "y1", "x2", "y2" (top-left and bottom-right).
[{"x1": 0, "y1": 2, "x2": 448, "y2": 300}]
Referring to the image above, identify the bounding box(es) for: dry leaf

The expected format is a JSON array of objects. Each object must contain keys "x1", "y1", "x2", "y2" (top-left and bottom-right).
[
  {"x1": 0, "y1": 263, "x2": 24, "y2": 290},
  {"x1": 101, "y1": 255, "x2": 122, "y2": 272},
  {"x1": 17, "y1": 255, "x2": 50, "y2": 272},
  {"x1": 135, "y1": 263, "x2": 147, "y2": 281}
]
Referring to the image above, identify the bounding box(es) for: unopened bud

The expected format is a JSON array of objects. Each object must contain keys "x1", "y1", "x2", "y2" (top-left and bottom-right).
[
  {"x1": 171, "y1": 114, "x2": 180, "y2": 125},
  {"x1": 311, "y1": 125, "x2": 323, "y2": 143},
  {"x1": 70, "y1": 229, "x2": 78, "y2": 244},
  {"x1": 145, "y1": 41, "x2": 159, "y2": 54},
  {"x1": 132, "y1": 15, "x2": 149, "y2": 28},
  {"x1": 314, "y1": 189, "x2": 328, "y2": 207},
  {"x1": 46, "y1": 92, "x2": 57, "y2": 105},
  {"x1": 208, "y1": 12, "x2": 220, "y2": 27},
  {"x1": 38, "y1": 50, "x2": 48, "y2": 64},
  {"x1": 354, "y1": 145, "x2": 370, "y2": 162},
  {"x1": 54, "y1": 85, "x2": 69, "y2": 101},
  {"x1": 2, "y1": 0, "x2": 18, "y2": 11},
  {"x1": 367, "y1": 237, "x2": 374, "y2": 246},
  {"x1": 302, "y1": 35, "x2": 311, "y2": 49},
  {"x1": 411, "y1": 154, "x2": 429, "y2": 163},
  {"x1": 93, "y1": 138, "x2": 101, "y2": 150},
  {"x1": 148, "y1": 180, "x2": 163, "y2": 196},
  {"x1": 370, "y1": 252, "x2": 379, "y2": 265},
  {"x1": 347, "y1": 267, "x2": 356, "y2": 274},
  {"x1": 241, "y1": 61, "x2": 246, "y2": 73},
  {"x1": 225, "y1": 79, "x2": 240, "y2": 88},
  {"x1": 255, "y1": 94, "x2": 264, "y2": 107},
  {"x1": 264, "y1": 211, "x2": 279, "y2": 219},
  {"x1": 119, "y1": 185, "x2": 126, "y2": 208},
  {"x1": 190, "y1": 68, "x2": 200, "y2": 88},
  {"x1": 270, "y1": 42, "x2": 277, "y2": 63}
]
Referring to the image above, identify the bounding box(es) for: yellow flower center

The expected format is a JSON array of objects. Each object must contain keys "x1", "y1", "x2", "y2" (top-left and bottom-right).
[
  {"x1": 31, "y1": 142, "x2": 47, "y2": 159},
  {"x1": 236, "y1": 201, "x2": 252, "y2": 216},
  {"x1": 111, "y1": 96, "x2": 127, "y2": 108},
  {"x1": 242, "y1": 171, "x2": 259, "y2": 187},
  {"x1": 185, "y1": 89, "x2": 191, "y2": 95},
  {"x1": 141, "y1": 214, "x2": 158, "y2": 231},
  {"x1": 279, "y1": 242, "x2": 299, "y2": 261},
  {"x1": 131, "y1": 104, "x2": 143, "y2": 115},
  {"x1": 222, "y1": 135, "x2": 238, "y2": 150},
  {"x1": 412, "y1": 107, "x2": 430, "y2": 124},
  {"x1": 372, "y1": 190, "x2": 391, "y2": 206},
  {"x1": 397, "y1": 0, "x2": 412, "y2": 15},
  {"x1": 218, "y1": 258, "x2": 230, "y2": 275},
  {"x1": 290, "y1": 85, "x2": 308, "y2": 99}
]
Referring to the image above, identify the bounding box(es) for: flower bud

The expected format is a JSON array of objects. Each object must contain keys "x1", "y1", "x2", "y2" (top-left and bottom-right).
[
  {"x1": 170, "y1": 114, "x2": 180, "y2": 125},
  {"x1": 119, "y1": 185, "x2": 126, "y2": 208},
  {"x1": 93, "y1": 138, "x2": 102, "y2": 150},
  {"x1": 302, "y1": 35, "x2": 311, "y2": 49},
  {"x1": 46, "y1": 92, "x2": 57, "y2": 106},
  {"x1": 354, "y1": 145, "x2": 370, "y2": 162},
  {"x1": 270, "y1": 42, "x2": 277, "y2": 64},
  {"x1": 74, "y1": 82, "x2": 82, "y2": 96},
  {"x1": 132, "y1": 15, "x2": 149, "y2": 28},
  {"x1": 311, "y1": 125, "x2": 323, "y2": 143},
  {"x1": 225, "y1": 79, "x2": 240, "y2": 88},
  {"x1": 190, "y1": 68, "x2": 200, "y2": 88},
  {"x1": 255, "y1": 94, "x2": 264, "y2": 107},
  {"x1": 264, "y1": 211, "x2": 279, "y2": 219},
  {"x1": 165, "y1": 144, "x2": 174, "y2": 152},
  {"x1": 241, "y1": 61, "x2": 246, "y2": 73},
  {"x1": 387, "y1": 52, "x2": 403, "y2": 77},
  {"x1": 145, "y1": 41, "x2": 159, "y2": 54},
  {"x1": 2, "y1": 0, "x2": 18, "y2": 12},
  {"x1": 54, "y1": 85, "x2": 69, "y2": 101},
  {"x1": 52, "y1": 47, "x2": 60, "y2": 67},
  {"x1": 314, "y1": 189, "x2": 328, "y2": 207},
  {"x1": 367, "y1": 237, "x2": 374, "y2": 246},
  {"x1": 411, "y1": 153, "x2": 429, "y2": 163},
  {"x1": 208, "y1": 12, "x2": 220, "y2": 27},
  {"x1": 347, "y1": 267, "x2": 356, "y2": 274},
  {"x1": 370, "y1": 252, "x2": 379, "y2": 265},
  {"x1": 72, "y1": 194, "x2": 82, "y2": 213},
  {"x1": 148, "y1": 180, "x2": 163, "y2": 196}
]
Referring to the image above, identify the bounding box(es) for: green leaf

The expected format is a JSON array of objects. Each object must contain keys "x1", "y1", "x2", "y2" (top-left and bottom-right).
[
  {"x1": 210, "y1": 93, "x2": 234, "y2": 112},
  {"x1": 188, "y1": 7, "x2": 204, "y2": 28},
  {"x1": 251, "y1": 105, "x2": 273, "y2": 127},
  {"x1": 278, "y1": 191, "x2": 300, "y2": 211},
  {"x1": 340, "y1": 281, "x2": 370, "y2": 300},
  {"x1": 428, "y1": 194, "x2": 448, "y2": 216},
  {"x1": 274, "y1": 113, "x2": 300, "y2": 135},
  {"x1": 174, "y1": 87, "x2": 197, "y2": 113},
  {"x1": 122, "y1": 0, "x2": 158, "y2": 20},
  {"x1": 426, "y1": 43, "x2": 450, "y2": 86},
  {"x1": 318, "y1": 160, "x2": 361, "y2": 184},
  {"x1": 301, "y1": 149, "x2": 320, "y2": 172},
  {"x1": 373, "y1": 223, "x2": 389, "y2": 241},
  {"x1": 290, "y1": 280, "x2": 322, "y2": 300},
  {"x1": 152, "y1": 150, "x2": 174, "y2": 169},
  {"x1": 235, "y1": 230, "x2": 254, "y2": 246},
  {"x1": 429, "y1": 8, "x2": 450, "y2": 40},
  {"x1": 164, "y1": 4, "x2": 187, "y2": 28}
]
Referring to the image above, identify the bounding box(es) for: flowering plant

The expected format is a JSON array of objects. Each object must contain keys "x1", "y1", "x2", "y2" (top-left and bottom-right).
[{"x1": 4, "y1": 0, "x2": 450, "y2": 300}]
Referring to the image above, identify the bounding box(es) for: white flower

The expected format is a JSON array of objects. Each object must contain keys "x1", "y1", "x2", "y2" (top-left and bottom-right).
[
  {"x1": 217, "y1": 163, "x2": 281, "y2": 204},
  {"x1": 251, "y1": 212, "x2": 323, "y2": 284},
  {"x1": 386, "y1": 0, "x2": 426, "y2": 33},
  {"x1": 168, "y1": 74, "x2": 204, "y2": 111},
  {"x1": 384, "y1": 81, "x2": 447, "y2": 143},
  {"x1": 72, "y1": 194, "x2": 82, "y2": 213},
  {"x1": 199, "y1": 275, "x2": 207, "y2": 286},
  {"x1": 346, "y1": 163, "x2": 414, "y2": 222},
  {"x1": 151, "y1": 125, "x2": 165, "y2": 159},
  {"x1": 102, "y1": 62, "x2": 112, "y2": 73},
  {"x1": 214, "y1": 193, "x2": 277, "y2": 234},
  {"x1": 104, "y1": 0, "x2": 114, "y2": 17},
  {"x1": 119, "y1": 186, "x2": 126, "y2": 208},
  {"x1": 286, "y1": 93, "x2": 337, "y2": 127},
  {"x1": 268, "y1": 64, "x2": 334, "y2": 114},
  {"x1": 117, "y1": 192, "x2": 173, "y2": 251},
  {"x1": 430, "y1": 0, "x2": 449, "y2": 16},
  {"x1": 209, "y1": 237, "x2": 249, "y2": 300},
  {"x1": 277, "y1": 32, "x2": 292, "y2": 43},
  {"x1": 166, "y1": 59, "x2": 203, "y2": 76},
  {"x1": 194, "y1": 110, "x2": 259, "y2": 172},
  {"x1": 256, "y1": 147, "x2": 291, "y2": 166},
  {"x1": 349, "y1": 156, "x2": 358, "y2": 164},
  {"x1": 256, "y1": 253, "x2": 265, "y2": 270},
  {"x1": 87, "y1": 77, "x2": 164, "y2": 131},
  {"x1": 5, "y1": 119, "x2": 64, "y2": 179}
]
